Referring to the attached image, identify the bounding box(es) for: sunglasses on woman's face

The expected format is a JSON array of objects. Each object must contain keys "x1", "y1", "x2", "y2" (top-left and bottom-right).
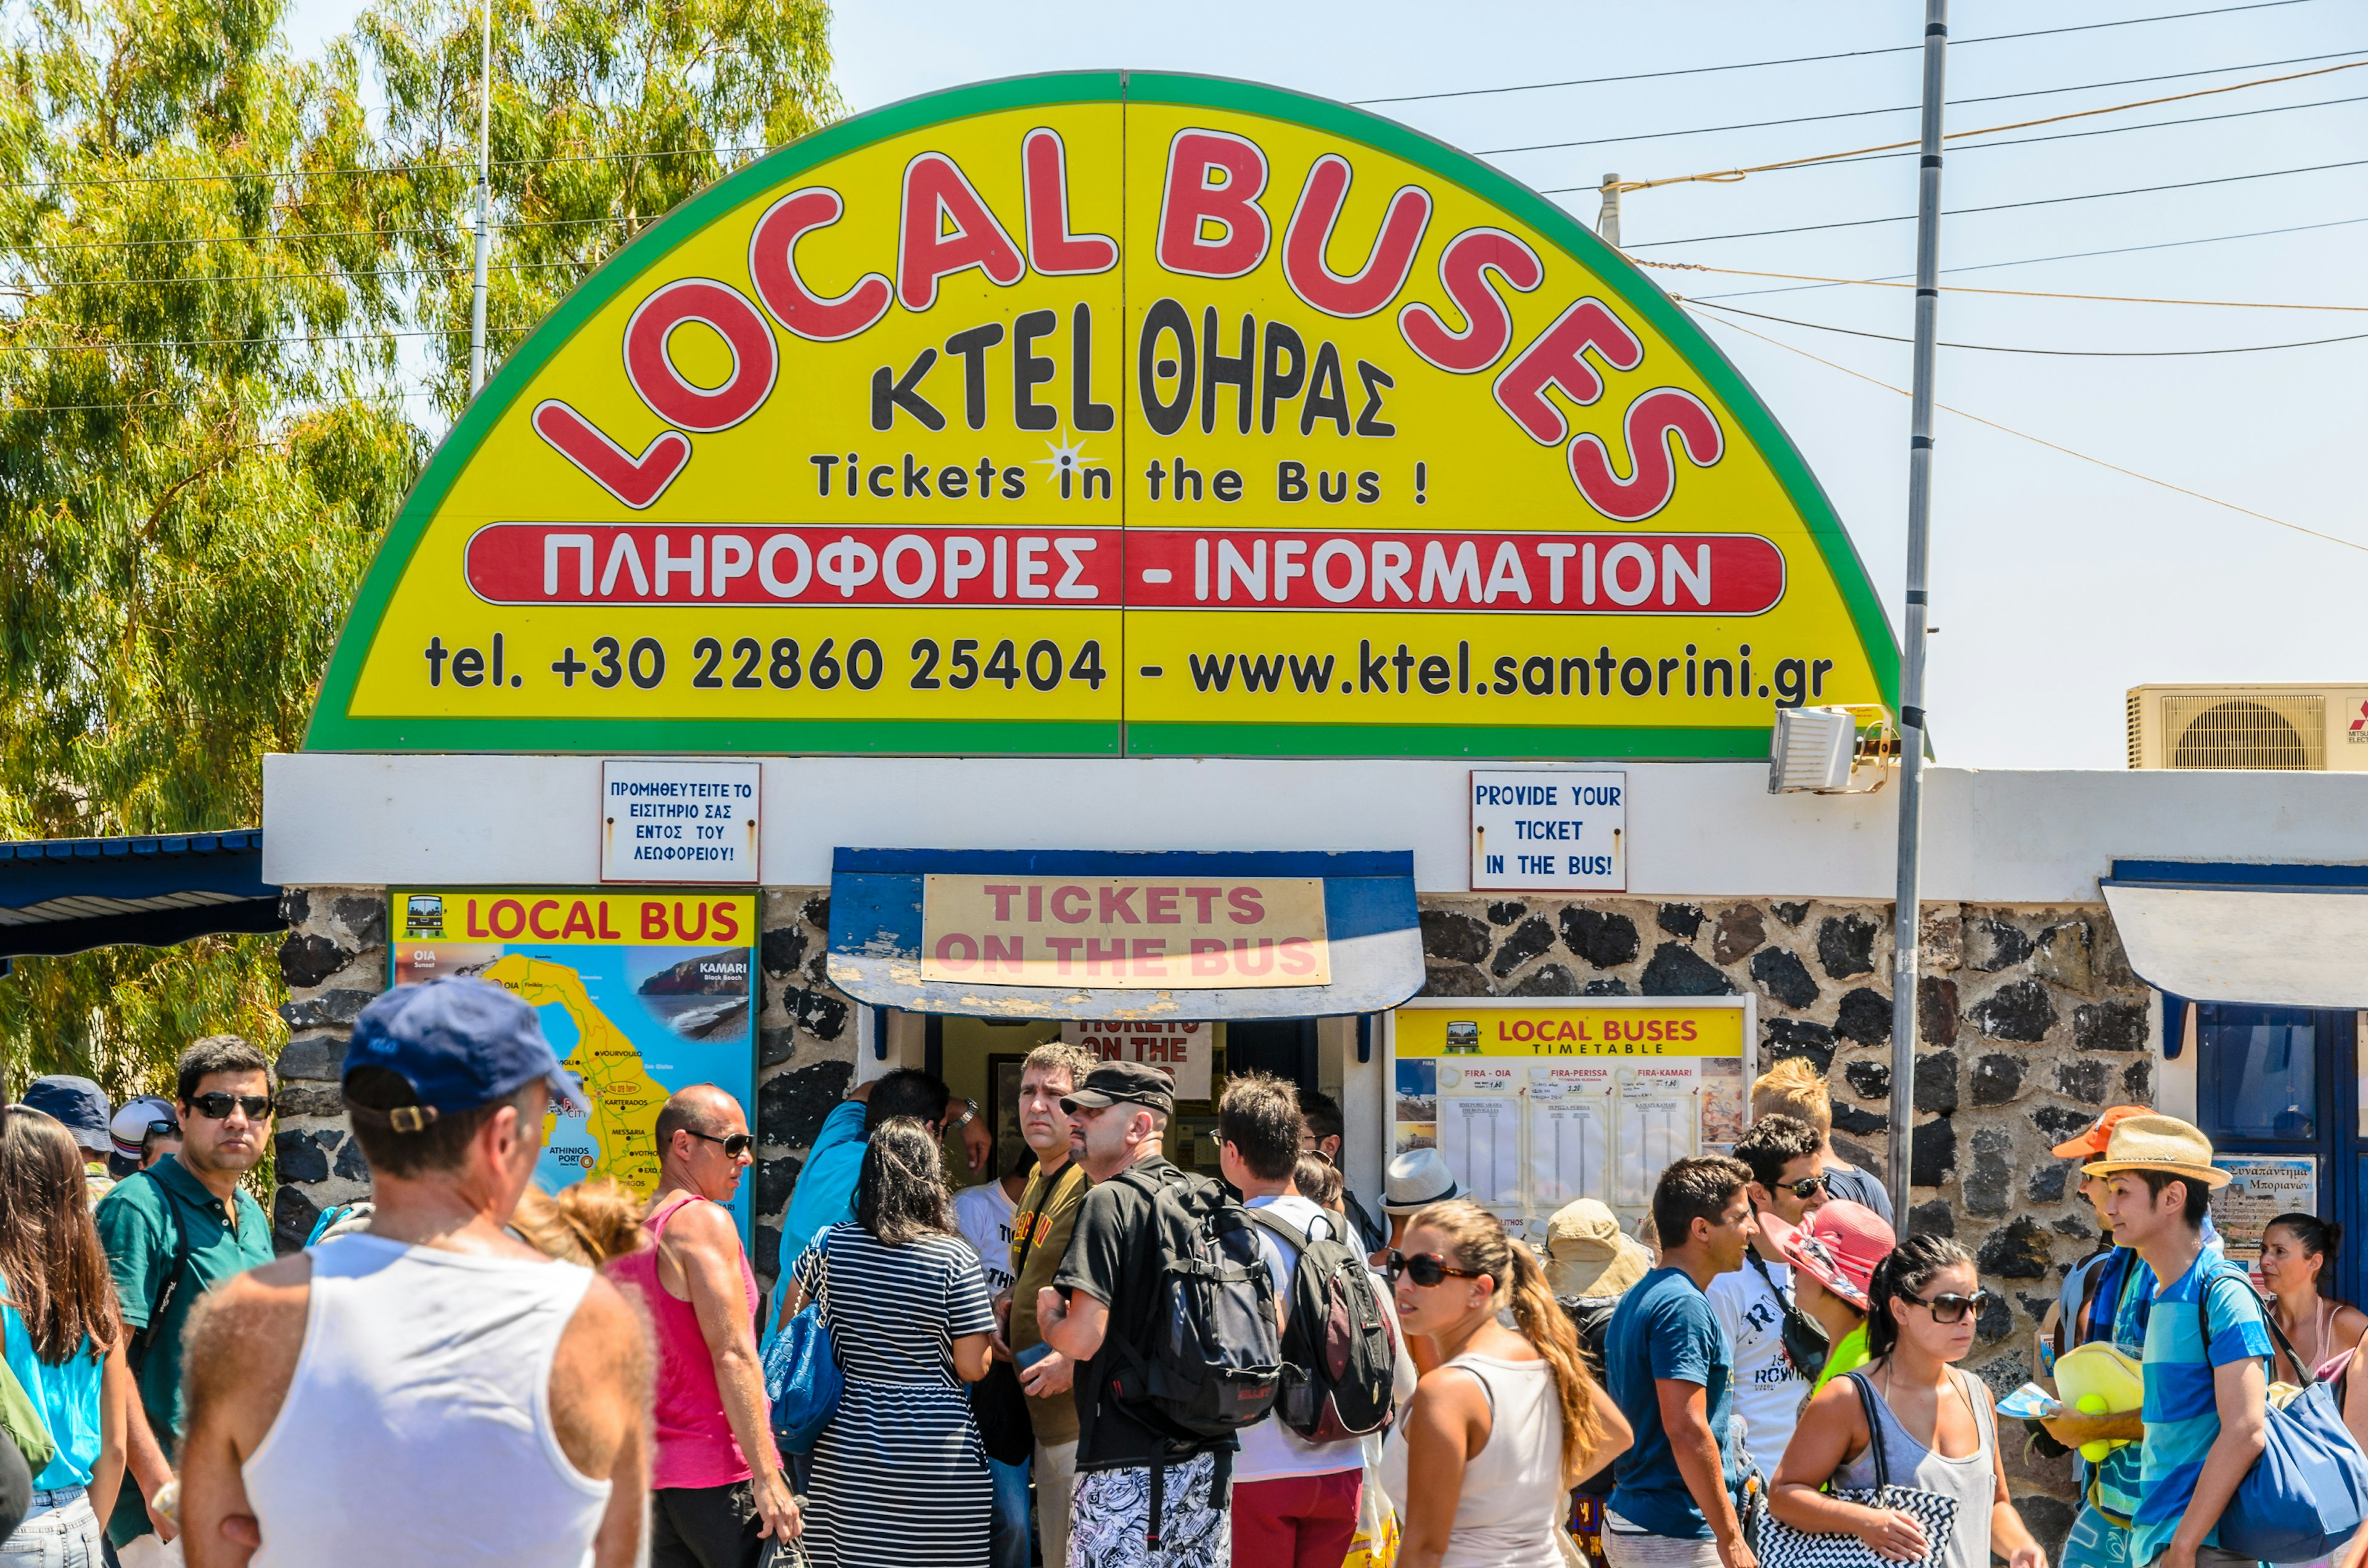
[
  {"x1": 1384, "y1": 1250, "x2": 1486, "y2": 1289},
  {"x1": 688, "y1": 1129, "x2": 754, "y2": 1159},
  {"x1": 1910, "y1": 1289, "x2": 1996, "y2": 1324}
]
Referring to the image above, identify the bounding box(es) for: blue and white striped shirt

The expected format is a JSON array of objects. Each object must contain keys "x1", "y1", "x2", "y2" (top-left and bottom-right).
[{"x1": 2132, "y1": 1252, "x2": 2272, "y2": 1565}]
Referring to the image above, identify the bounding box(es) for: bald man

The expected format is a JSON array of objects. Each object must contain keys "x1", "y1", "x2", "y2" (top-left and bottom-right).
[{"x1": 606, "y1": 1085, "x2": 798, "y2": 1568}]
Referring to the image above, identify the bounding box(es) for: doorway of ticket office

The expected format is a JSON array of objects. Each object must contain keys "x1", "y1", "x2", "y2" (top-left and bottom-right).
[
  {"x1": 916, "y1": 1014, "x2": 1318, "y2": 1183},
  {"x1": 2176, "y1": 996, "x2": 2361, "y2": 1303}
]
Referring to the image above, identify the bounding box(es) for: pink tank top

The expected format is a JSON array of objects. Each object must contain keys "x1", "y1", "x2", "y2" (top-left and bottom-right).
[{"x1": 605, "y1": 1192, "x2": 762, "y2": 1490}]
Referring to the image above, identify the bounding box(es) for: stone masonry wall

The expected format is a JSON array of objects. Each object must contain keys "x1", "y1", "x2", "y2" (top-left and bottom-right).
[
  {"x1": 270, "y1": 883, "x2": 2145, "y2": 1544},
  {"x1": 1418, "y1": 893, "x2": 2150, "y2": 1546},
  {"x1": 267, "y1": 887, "x2": 857, "y2": 1287},
  {"x1": 270, "y1": 887, "x2": 387, "y2": 1250}
]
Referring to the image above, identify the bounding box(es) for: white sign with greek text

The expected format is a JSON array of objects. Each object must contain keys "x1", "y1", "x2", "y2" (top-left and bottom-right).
[
  {"x1": 1471, "y1": 770, "x2": 1626, "y2": 891},
  {"x1": 600, "y1": 760, "x2": 761, "y2": 884}
]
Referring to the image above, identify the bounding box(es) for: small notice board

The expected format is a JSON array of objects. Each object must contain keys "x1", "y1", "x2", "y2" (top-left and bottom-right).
[{"x1": 1391, "y1": 996, "x2": 1754, "y2": 1242}]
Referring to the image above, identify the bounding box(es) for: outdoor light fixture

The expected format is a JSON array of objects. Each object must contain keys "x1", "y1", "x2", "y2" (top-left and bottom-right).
[{"x1": 1768, "y1": 706, "x2": 1895, "y2": 795}]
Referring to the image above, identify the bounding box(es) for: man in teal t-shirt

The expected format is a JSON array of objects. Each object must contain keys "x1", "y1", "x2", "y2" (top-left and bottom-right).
[
  {"x1": 1603, "y1": 1155, "x2": 1757, "y2": 1568},
  {"x1": 94, "y1": 1038, "x2": 277, "y2": 1558},
  {"x1": 2089, "y1": 1115, "x2": 2271, "y2": 1568}
]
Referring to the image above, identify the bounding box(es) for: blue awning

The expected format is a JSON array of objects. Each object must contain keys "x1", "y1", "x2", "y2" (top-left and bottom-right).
[
  {"x1": 0, "y1": 831, "x2": 283, "y2": 961},
  {"x1": 827, "y1": 848, "x2": 1423, "y2": 1020}
]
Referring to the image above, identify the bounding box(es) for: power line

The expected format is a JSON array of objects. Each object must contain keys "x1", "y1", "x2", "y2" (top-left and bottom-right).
[
  {"x1": 13, "y1": 213, "x2": 638, "y2": 255},
  {"x1": 1692, "y1": 305, "x2": 2368, "y2": 556},
  {"x1": 1600, "y1": 61, "x2": 2367, "y2": 195},
  {"x1": 1674, "y1": 215, "x2": 2368, "y2": 299},
  {"x1": 1354, "y1": 0, "x2": 2327, "y2": 105},
  {"x1": 1476, "y1": 47, "x2": 2368, "y2": 157},
  {"x1": 2, "y1": 143, "x2": 775, "y2": 194},
  {"x1": 1617, "y1": 157, "x2": 2368, "y2": 247},
  {"x1": 1638, "y1": 258, "x2": 2367, "y2": 311},
  {"x1": 8, "y1": 257, "x2": 601, "y2": 292},
  {"x1": 0, "y1": 325, "x2": 530, "y2": 353},
  {"x1": 0, "y1": 387, "x2": 440, "y2": 414},
  {"x1": 1682, "y1": 295, "x2": 2368, "y2": 353},
  {"x1": 1797, "y1": 89, "x2": 2368, "y2": 168}
]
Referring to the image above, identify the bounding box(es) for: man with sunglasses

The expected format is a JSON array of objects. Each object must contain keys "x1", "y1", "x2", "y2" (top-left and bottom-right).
[
  {"x1": 95, "y1": 1035, "x2": 279, "y2": 1566},
  {"x1": 621, "y1": 1083, "x2": 798, "y2": 1567},
  {"x1": 1707, "y1": 1115, "x2": 1830, "y2": 1487}
]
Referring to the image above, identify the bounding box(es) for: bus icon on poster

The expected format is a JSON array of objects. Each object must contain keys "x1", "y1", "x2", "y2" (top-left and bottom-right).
[
  {"x1": 1445, "y1": 1021, "x2": 1481, "y2": 1054},
  {"x1": 405, "y1": 895, "x2": 446, "y2": 938}
]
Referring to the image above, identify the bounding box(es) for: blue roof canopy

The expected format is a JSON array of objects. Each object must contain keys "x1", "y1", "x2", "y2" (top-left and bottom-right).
[{"x1": 0, "y1": 830, "x2": 284, "y2": 961}]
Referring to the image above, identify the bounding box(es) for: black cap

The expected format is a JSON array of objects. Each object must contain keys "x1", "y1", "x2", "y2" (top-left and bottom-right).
[{"x1": 1059, "y1": 1060, "x2": 1175, "y2": 1119}]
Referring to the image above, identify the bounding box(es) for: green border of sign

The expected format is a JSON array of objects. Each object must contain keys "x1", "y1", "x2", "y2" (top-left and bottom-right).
[{"x1": 304, "y1": 70, "x2": 1899, "y2": 758}]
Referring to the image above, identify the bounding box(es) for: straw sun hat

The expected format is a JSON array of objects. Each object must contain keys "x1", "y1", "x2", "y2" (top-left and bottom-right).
[{"x1": 2078, "y1": 1114, "x2": 2230, "y2": 1189}]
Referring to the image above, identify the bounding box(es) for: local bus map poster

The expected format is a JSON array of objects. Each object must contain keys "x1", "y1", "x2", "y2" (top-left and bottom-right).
[
  {"x1": 1394, "y1": 998, "x2": 1750, "y2": 1241},
  {"x1": 391, "y1": 889, "x2": 757, "y2": 1239}
]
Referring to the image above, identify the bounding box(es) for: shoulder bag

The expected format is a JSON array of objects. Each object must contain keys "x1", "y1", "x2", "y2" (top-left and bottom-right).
[
  {"x1": 763, "y1": 1231, "x2": 844, "y2": 1455},
  {"x1": 0, "y1": 1329, "x2": 53, "y2": 1476},
  {"x1": 1749, "y1": 1371, "x2": 1961, "y2": 1568},
  {"x1": 2201, "y1": 1271, "x2": 2368, "y2": 1564}
]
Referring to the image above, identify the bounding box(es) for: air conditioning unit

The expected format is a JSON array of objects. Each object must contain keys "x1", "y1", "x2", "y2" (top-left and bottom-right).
[
  {"x1": 2126, "y1": 684, "x2": 2368, "y2": 771},
  {"x1": 1769, "y1": 705, "x2": 1894, "y2": 794}
]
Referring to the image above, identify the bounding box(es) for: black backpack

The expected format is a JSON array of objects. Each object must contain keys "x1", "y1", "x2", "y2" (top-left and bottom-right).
[
  {"x1": 1560, "y1": 1294, "x2": 1621, "y2": 1499},
  {"x1": 1246, "y1": 1207, "x2": 1398, "y2": 1443},
  {"x1": 1106, "y1": 1164, "x2": 1284, "y2": 1440}
]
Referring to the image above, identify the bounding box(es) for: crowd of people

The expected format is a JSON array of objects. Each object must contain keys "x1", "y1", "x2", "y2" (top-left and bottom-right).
[{"x1": 0, "y1": 977, "x2": 2358, "y2": 1568}]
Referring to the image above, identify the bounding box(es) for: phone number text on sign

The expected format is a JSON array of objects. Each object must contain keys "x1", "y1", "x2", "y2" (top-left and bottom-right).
[{"x1": 921, "y1": 874, "x2": 1330, "y2": 988}]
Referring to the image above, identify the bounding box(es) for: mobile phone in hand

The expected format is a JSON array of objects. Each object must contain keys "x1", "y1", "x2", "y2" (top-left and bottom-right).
[{"x1": 1016, "y1": 1341, "x2": 1054, "y2": 1373}]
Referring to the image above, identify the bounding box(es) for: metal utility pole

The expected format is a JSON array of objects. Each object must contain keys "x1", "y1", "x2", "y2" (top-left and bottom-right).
[
  {"x1": 1597, "y1": 174, "x2": 1622, "y2": 247},
  {"x1": 1888, "y1": 0, "x2": 1948, "y2": 1229},
  {"x1": 467, "y1": 0, "x2": 495, "y2": 395}
]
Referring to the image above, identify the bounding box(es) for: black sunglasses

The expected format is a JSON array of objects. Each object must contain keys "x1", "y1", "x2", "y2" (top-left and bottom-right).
[
  {"x1": 1385, "y1": 1250, "x2": 1487, "y2": 1289},
  {"x1": 146, "y1": 1119, "x2": 181, "y2": 1139},
  {"x1": 687, "y1": 1129, "x2": 754, "y2": 1159},
  {"x1": 1777, "y1": 1175, "x2": 1830, "y2": 1199},
  {"x1": 1910, "y1": 1290, "x2": 1996, "y2": 1324},
  {"x1": 187, "y1": 1093, "x2": 273, "y2": 1121}
]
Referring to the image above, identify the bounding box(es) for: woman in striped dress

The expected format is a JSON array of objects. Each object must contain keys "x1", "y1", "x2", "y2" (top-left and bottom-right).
[{"x1": 788, "y1": 1116, "x2": 996, "y2": 1567}]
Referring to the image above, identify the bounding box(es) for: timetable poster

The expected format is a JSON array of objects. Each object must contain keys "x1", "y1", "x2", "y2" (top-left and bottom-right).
[{"x1": 1394, "y1": 999, "x2": 1752, "y2": 1240}]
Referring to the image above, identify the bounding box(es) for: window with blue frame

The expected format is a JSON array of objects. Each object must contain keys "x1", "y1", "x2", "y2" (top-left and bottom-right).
[{"x1": 2197, "y1": 1009, "x2": 2320, "y2": 1142}]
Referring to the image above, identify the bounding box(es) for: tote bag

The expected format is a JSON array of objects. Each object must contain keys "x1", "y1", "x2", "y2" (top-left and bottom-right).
[
  {"x1": 763, "y1": 1235, "x2": 844, "y2": 1455},
  {"x1": 1751, "y1": 1373, "x2": 1961, "y2": 1568},
  {"x1": 2204, "y1": 1285, "x2": 2368, "y2": 1564}
]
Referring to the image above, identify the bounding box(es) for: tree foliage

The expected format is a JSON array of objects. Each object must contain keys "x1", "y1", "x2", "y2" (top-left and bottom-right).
[{"x1": 0, "y1": 0, "x2": 839, "y2": 1095}]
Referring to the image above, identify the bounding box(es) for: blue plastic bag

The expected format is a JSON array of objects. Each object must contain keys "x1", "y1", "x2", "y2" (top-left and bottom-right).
[
  {"x1": 763, "y1": 1238, "x2": 843, "y2": 1455},
  {"x1": 2205, "y1": 1278, "x2": 2368, "y2": 1562}
]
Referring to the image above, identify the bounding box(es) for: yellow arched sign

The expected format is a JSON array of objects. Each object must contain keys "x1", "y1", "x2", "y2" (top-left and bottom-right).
[{"x1": 307, "y1": 72, "x2": 1898, "y2": 758}]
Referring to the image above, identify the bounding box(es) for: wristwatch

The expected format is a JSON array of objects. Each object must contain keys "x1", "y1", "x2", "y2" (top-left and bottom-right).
[{"x1": 950, "y1": 1099, "x2": 979, "y2": 1128}]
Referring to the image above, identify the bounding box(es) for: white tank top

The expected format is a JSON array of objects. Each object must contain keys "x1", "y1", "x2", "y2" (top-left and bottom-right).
[
  {"x1": 1381, "y1": 1352, "x2": 1568, "y2": 1568},
  {"x1": 242, "y1": 1234, "x2": 612, "y2": 1566}
]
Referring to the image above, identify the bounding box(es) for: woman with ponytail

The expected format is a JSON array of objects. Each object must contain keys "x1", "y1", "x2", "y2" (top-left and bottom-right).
[
  {"x1": 2258, "y1": 1213, "x2": 2365, "y2": 1387},
  {"x1": 1381, "y1": 1199, "x2": 1632, "y2": 1567},
  {"x1": 1772, "y1": 1234, "x2": 2044, "y2": 1568}
]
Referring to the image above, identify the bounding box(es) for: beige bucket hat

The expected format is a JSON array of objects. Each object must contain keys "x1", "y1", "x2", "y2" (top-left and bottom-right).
[{"x1": 2079, "y1": 1113, "x2": 2230, "y2": 1189}]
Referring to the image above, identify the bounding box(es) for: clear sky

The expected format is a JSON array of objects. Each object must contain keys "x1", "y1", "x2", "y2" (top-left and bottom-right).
[{"x1": 287, "y1": 0, "x2": 2368, "y2": 770}]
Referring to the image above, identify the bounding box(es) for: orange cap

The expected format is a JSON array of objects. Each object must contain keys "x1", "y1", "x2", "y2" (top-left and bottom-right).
[{"x1": 2050, "y1": 1104, "x2": 2149, "y2": 1160}]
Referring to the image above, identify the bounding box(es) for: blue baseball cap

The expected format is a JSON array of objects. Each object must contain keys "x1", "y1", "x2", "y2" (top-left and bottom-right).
[{"x1": 344, "y1": 977, "x2": 583, "y2": 1125}]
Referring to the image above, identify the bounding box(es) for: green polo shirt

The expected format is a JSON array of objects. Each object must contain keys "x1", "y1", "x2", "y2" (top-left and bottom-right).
[{"x1": 94, "y1": 1155, "x2": 273, "y2": 1545}]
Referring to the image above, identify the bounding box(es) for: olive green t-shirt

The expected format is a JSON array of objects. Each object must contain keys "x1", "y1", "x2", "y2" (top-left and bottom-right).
[
  {"x1": 94, "y1": 1156, "x2": 274, "y2": 1545},
  {"x1": 1009, "y1": 1158, "x2": 1088, "y2": 1447}
]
